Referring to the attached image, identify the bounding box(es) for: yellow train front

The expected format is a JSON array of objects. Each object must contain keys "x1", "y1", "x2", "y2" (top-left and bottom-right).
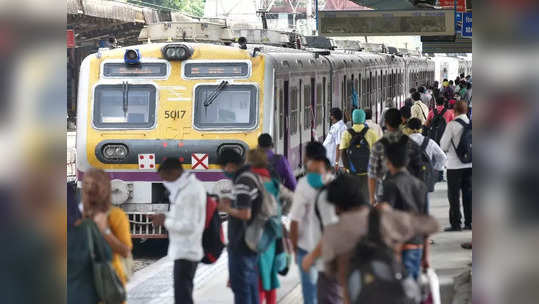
[{"x1": 76, "y1": 43, "x2": 268, "y2": 238}]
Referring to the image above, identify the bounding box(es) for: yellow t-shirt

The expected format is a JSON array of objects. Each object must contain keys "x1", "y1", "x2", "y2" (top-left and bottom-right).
[
  {"x1": 108, "y1": 207, "x2": 133, "y2": 286},
  {"x1": 339, "y1": 124, "x2": 380, "y2": 151}
]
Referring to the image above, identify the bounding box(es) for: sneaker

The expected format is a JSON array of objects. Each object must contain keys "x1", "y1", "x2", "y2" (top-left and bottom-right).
[
  {"x1": 461, "y1": 242, "x2": 472, "y2": 249},
  {"x1": 444, "y1": 226, "x2": 462, "y2": 232},
  {"x1": 464, "y1": 225, "x2": 472, "y2": 230}
]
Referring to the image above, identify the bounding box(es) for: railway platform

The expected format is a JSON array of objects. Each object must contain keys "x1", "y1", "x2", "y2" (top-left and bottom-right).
[{"x1": 126, "y1": 182, "x2": 472, "y2": 304}]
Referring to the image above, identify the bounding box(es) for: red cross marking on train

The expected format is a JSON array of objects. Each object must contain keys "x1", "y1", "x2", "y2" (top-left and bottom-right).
[{"x1": 192, "y1": 153, "x2": 209, "y2": 170}]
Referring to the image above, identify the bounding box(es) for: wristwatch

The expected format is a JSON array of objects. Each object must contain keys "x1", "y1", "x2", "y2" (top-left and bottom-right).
[{"x1": 104, "y1": 228, "x2": 112, "y2": 235}]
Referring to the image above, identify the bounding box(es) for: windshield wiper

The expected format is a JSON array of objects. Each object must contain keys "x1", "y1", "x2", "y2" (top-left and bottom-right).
[
  {"x1": 203, "y1": 81, "x2": 229, "y2": 107},
  {"x1": 122, "y1": 81, "x2": 129, "y2": 118}
]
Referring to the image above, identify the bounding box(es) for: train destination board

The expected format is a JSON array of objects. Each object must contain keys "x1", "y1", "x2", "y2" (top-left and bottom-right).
[
  {"x1": 184, "y1": 62, "x2": 249, "y2": 78},
  {"x1": 319, "y1": 9, "x2": 455, "y2": 36}
]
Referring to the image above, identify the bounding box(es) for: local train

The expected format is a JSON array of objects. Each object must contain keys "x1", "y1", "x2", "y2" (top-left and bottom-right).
[
  {"x1": 76, "y1": 32, "x2": 441, "y2": 238},
  {"x1": 432, "y1": 55, "x2": 472, "y2": 84}
]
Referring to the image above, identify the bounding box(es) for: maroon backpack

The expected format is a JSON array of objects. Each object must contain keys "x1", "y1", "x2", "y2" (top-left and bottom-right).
[{"x1": 201, "y1": 195, "x2": 225, "y2": 264}]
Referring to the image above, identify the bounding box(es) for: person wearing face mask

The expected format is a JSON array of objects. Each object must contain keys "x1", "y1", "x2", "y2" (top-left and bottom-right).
[
  {"x1": 289, "y1": 142, "x2": 340, "y2": 304},
  {"x1": 151, "y1": 158, "x2": 206, "y2": 304}
]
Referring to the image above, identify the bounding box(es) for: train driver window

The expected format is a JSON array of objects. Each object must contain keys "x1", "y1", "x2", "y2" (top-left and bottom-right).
[
  {"x1": 194, "y1": 84, "x2": 257, "y2": 129},
  {"x1": 93, "y1": 84, "x2": 156, "y2": 129}
]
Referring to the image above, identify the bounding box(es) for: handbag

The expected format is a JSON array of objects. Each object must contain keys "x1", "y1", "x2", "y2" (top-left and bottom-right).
[
  {"x1": 84, "y1": 219, "x2": 126, "y2": 304},
  {"x1": 419, "y1": 268, "x2": 441, "y2": 304}
]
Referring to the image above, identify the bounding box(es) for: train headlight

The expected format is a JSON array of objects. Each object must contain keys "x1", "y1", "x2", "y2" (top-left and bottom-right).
[
  {"x1": 124, "y1": 49, "x2": 141, "y2": 65},
  {"x1": 218, "y1": 144, "x2": 245, "y2": 158},
  {"x1": 103, "y1": 144, "x2": 128, "y2": 160},
  {"x1": 162, "y1": 44, "x2": 192, "y2": 61}
]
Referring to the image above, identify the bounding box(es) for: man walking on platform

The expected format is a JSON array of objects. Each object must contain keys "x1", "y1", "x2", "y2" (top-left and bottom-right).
[
  {"x1": 152, "y1": 158, "x2": 206, "y2": 304},
  {"x1": 440, "y1": 101, "x2": 472, "y2": 231},
  {"x1": 410, "y1": 92, "x2": 429, "y2": 125},
  {"x1": 322, "y1": 108, "x2": 348, "y2": 171},
  {"x1": 258, "y1": 133, "x2": 297, "y2": 191}
]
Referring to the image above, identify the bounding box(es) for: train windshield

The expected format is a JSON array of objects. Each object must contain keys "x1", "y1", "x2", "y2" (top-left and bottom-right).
[
  {"x1": 93, "y1": 84, "x2": 156, "y2": 129},
  {"x1": 194, "y1": 84, "x2": 257, "y2": 129}
]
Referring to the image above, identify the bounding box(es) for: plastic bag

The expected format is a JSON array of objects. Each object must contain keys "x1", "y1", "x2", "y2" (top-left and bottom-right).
[{"x1": 419, "y1": 268, "x2": 441, "y2": 304}]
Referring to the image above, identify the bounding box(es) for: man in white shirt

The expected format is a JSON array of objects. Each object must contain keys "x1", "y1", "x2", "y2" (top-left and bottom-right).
[
  {"x1": 440, "y1": 101, "x2": 472, "y2": 232},
  {"x1": 418, "y1": 86, "x2": 433, "y2": 108},
  {"x1": 152, "y1": 158, "x2": 206, "y2": 304},
  {"x1": 364, "y1": 108, "x2": 383, "y2": 138},
  {"x1": 411, "y1": 92, "x2": 430, "y2": 125},
  {"x1": 290, "y1": 142, "x2": 339, "y2": 304},
  {"x1": 323, "y1": 107, "x2": 347, "y2": 170}
]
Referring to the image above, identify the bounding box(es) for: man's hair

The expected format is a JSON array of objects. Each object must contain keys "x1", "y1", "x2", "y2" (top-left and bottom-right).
[
  {"x1": 454, "y1": 100, "x2": 468, "y2": 115},
  {"x1": 406, "y1": 117, "x2": 423, "y2": 131},
  {"x1": 305, "y1": 141, "x2": 327, "y2": 161},
  {"x1": 384, "y1": 136, "x2": 409, "y2": 169},
  {"x1": 443, "y1": 78, "x2": 448, "y2": 82},
  {"x1": 326, "y1": 175, "x2": 368, "y2": 211},
  {"x1": 460, "y1": 80, "x2": 467, "y2": 86},
  {"x1": 384, "y1": 108, "x2": 402, "y2": 129},
  {"x1": 412, "y1": 92, "x2": 421, "y2": 101},
  {"x1": 258, "y1": 133, "x2": 273, "y2": 148},
  {"x1": 449, "y1": 80, "x2": 454, "y2": 85},
  {"x1": 330, "y1": 107, "x2": 343, "y2": 121},
  {"x1": 400, "y1": 106, "x2": 411, "y2": 120},
  {"x1": 460, "y1": 73, "x2": 465, "y2": 78},
  {"x1": 436, "y1": 96, "x2": 446, "y2": 106},
  {"x1": 247, "y1": 148, "x2": 268, "y2": 169},
  {"x1": 418, "y1": 86, "x2": 426, "y2": 94},
  {"x1": 218, "y1": 148, "x2": 244, "y2": 167},
  {"x1": 409, "y1": 87, "x2": 417, "y2": 94},
  {"x1": 364, "y1": 108, "x2": 373, "y2": 120},
  {"x1": 467, "y1": 82, "x2": 472, "y2": 90},
  {"x1": 158, "y1": 158, "x2": 184, "y2": 173}
]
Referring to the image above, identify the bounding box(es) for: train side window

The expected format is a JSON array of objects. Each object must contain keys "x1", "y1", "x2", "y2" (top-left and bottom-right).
[
  {"x1": 316, "y1": 83, "x2": 323, "y2": 127},
  {"x1": 279, "y1": 89, "x2": 284, "y2": 139},
  {"x1": 304, "y1": 84, "x2": 311, "y2": 130},
  {"x1": 290, "y1": 87, "x2": 298, "y2": 135}
]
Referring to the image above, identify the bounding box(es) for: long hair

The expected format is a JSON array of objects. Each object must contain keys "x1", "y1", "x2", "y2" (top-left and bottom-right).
[{"x1": 82, "y1": 168, "x2": 112, "y2": 216}]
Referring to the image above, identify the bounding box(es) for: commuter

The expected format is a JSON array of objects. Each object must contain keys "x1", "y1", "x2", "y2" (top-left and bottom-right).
[
  {"x1": 322, "y1": 108, "x2": 348, "y2": 171},
  {"x1": 399, "y1": 106, "x2": 413, "y2": 136},
  {"x1": 289, "y1": 142, "x2": 339, "y2": 304},
  {"x1": 407, "y1": 118, "x2": 448, "y2": 211},
  {"x1": 364, "y1": 109, "x2": 383, "y2": 138},
  {"x1": 448, "y1": 80, "x2": 455, "y2": 91},
  {"x1": 403, "y1": 87, "x2": 416, "y2": 107},
  {"x1": 458, "y1": 80, "x2": 468, "y2": 98},
  {"x1": 320, "y1": 175, "x2": 439, "y2": 304},
  {"x1": 380, "y1": 99, "x2": 396, "y2": 131},
  {"x1": 418, "y1": 86, "x2": 432, "y2": 108},
  {"x1": 367, "y1": 109, "x2": 423, "y2": 206},
  {"x1": 426, "y1": 96, "x2": 454, "y2": 125},
  {"x1": 432, "y1": 81, "x2": 440, "y2": 102},
  {"x1": 425, "y1": 96, "x2": 455, "y2": 146},
  {"x1": 245, "y1": 149, "x2": 281, "y2": 304},
  {"x1": 217, "y1": 148, "x2": 262, "y2": 304},
  {"x1": 339, "y1": 109, "x2": 380, "y2": 203},
  {"x1": 68, "y1": 182, "x2": 103, "y2": 304},
  {"x1": 81, "y1": 169, "x2": 133, "y2": 287},
  {"x1": 381, "y1": 137, "x2": 430, "y2": 280},
  {"x1": 440, "y1": 101, "x2": 472, "y2": 231},
  {"x1": 258, "y1": 133, "x2": 297, "y2": 191},
  {"x1": 151, "y1": 158, "x2": 206, "y2": 304},
  {"x1": 410, "y1": 91, "x2": 429, "y2": 125}
]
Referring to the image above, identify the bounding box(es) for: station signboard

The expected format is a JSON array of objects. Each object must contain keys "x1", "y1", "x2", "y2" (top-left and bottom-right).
[
  {"x1": 462, "y1": 12, "x2": 472, "y2": 38},
  {"x1": 319, "y1": 9, "x2": 455, "y2": 36},
  {"x1": 438, "y1": 0, "x2": 466, "y2": 12},
  {"x1": 455, "y1": 12, "x2": 462, "y2": 32}
]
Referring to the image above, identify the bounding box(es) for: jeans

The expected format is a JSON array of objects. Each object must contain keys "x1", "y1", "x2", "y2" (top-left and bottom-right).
[
  {"x1": 447, "y1": 168, "x2": 472, "y2": 227},
  {"x1": 228, "y1": 249, "x2": 260, "y2": 304},
  {"x1": 173, "y1": 259, "x2": 198, "y2": 304},
  {"x1": 296, "y1": 248, "x2": 318, "y2": 304},
  {"x1": 402, "y1": 248, "x2": 423, "y2": 280}
]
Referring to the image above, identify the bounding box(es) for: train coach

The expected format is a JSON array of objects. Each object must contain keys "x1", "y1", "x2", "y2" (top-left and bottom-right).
[{"x1": 76, "y1": 32, "x2": 434, "y2": 238}]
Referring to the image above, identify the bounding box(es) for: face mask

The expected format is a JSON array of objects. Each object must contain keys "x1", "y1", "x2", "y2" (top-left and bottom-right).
[
  {"x1": 306, "y1": 173, "x2": 324, "y2": 189},
  {"x1": 223, "y1": 171, "x2": 235, "y2": 179}
]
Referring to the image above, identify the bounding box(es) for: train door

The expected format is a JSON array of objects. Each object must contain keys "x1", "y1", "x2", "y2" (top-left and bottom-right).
[
  {"x1": 342, "y1": 75, "x2": 347, "y2": 114},
  {"x1": 322, "y1": 76, "x2": 327, "y2": 138},
  {"x1": 283, "y1": 81, "x2": 289, "y2": 159},
  {"x1": 310, "y1": 77, "x2": 315, "y2": 142},
  {"x1": 299, "y1": 79, "x2": 303, "y2": 167}
]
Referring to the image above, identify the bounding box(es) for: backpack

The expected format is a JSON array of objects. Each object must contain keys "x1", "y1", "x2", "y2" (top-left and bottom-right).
[
  {"x1": 201, "y1": 194, "x2": 225, "y2": 264},
  {"x1": 346, "y1": 126, "x2": 371, "y2": 174},
  {"x1": 419, "y1": 137, "x2": 436, "y2": 193},
  {"x1": 451, "y1": 118, "x2": 472, "y2": 163},
  {"x1": 241, "y1": 172, "x2": 281, "y2": 253},
  {"x1": 347, "y1": 208, "x2": 420, "y2": 304},
  {"x1": 425, "y1": 108, "x2": 447, "y2": 144}
]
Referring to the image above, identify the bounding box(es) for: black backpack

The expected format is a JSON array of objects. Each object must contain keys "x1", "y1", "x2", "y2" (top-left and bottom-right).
[
  {"x1": 348, "y1": 208, "x2": 420, "y2": 304},
  {"x1": 451, "y1": 118, "x2": 472, "y2": 164},
  {"x1": 419, "y1": 137, "x2": 436, "y2": 192},
  {"x1": 425, "y1": 108, "x2": 447, "y2": 144},
  {"x1": 346, "y1": 126, "x2": 371, "y2": 174},
  {"x1": 201, "y1": 194, "x2": 225, "y2": 264}
]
